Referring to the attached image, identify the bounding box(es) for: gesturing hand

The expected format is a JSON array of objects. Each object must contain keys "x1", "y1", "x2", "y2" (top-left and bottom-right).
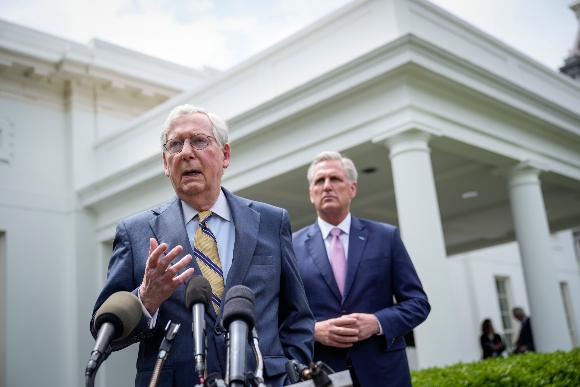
[{"x1": 139, "y1": 238, "x2": 195, "y2": 315}]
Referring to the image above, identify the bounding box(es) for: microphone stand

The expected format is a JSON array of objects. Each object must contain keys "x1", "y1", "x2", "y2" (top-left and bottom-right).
[
  {"x1": 149, "y1": 321, "x2": 180, "y2": 387},
  {"x1": 247, "y1": 328, "x2": 266, "y2": 387},
  {"x1": 286, "y1": 361, "x2": 353, "y2": 387},
  {"x1": 85, "y1": 345, "x2": 112, "y2": 387}
]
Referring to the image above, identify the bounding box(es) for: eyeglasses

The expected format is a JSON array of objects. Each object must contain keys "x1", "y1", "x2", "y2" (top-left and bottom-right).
[{"x1": 163, "y1": 134, "x2": 216, "y2": 154}]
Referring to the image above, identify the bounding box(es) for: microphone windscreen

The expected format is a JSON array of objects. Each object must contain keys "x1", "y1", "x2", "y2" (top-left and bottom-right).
[
  {"x1": 221, "y1": 285, "x2": 255, "y2": 330},
  {"x1": 94, "y1": 291, "x2": 142, "y2": 341},
  {"x1": 185, "y1": 275, "x2": 212, "y2": 311}
]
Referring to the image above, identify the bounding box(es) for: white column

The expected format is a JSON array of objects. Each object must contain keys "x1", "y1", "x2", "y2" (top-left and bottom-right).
[
  {"x1": 383, "y1": 130, "x2": 462, "y2": 368},
  {"x1": 504, "y1": 163, "x2": 572, "y2": 352}
]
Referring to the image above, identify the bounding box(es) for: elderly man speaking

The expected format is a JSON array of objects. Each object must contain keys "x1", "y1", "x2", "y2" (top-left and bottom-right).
[{"x1": 91, "y1": 105, "x2": 314, "y2": 387}]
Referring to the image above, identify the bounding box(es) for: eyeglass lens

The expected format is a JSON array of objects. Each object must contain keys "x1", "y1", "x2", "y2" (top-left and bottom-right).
[{"x1": 165, "y1": 135, "x2": 211, "y2": 153}]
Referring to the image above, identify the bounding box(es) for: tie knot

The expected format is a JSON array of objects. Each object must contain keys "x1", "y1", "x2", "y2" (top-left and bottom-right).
[
  {"x1": 198, "y1": 210, "x2": 212, "y2": 224},
  {"x1": 330, "y1": 228, "x2": 342, "y2": 238}
]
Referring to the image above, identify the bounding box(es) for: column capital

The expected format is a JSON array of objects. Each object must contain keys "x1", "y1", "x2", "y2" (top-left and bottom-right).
[
  {"x1": 373, "y1": 126, "x2": 440, "y2": 148},
  {"x1": 496, "y1": 160, "x2": 549, "y2": 190},
  {"x1": 495, "y1": 159, "x2": 549, "y2": 183},
  {"x1": 375, "y1": 128, "x2": 435, "y2": 159}
]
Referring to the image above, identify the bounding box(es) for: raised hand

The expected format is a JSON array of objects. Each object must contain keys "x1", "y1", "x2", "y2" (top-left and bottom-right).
[{"x1": 139, "y1": 238, "x2": 195, "y2": 314}]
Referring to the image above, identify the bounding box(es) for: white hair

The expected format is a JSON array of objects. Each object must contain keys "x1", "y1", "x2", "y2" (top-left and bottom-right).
[
  {"x1": 160, "y1": 104, "x2": 228, "y2": 151},
  {"x1": 306, "y1": 151, "x2": 358, "y2": 185}
]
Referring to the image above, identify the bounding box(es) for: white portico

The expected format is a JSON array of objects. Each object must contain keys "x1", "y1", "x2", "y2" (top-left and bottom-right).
[{"x1": 82, "y1": 0, "x2": 579, "y2": 369}]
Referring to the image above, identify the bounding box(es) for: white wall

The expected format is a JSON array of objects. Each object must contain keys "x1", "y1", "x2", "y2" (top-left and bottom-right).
[
  {"x1": 0, "y1": 99, "x2": 74, "y2": 386},
  {"x1": 448, "y1": 229, "x2": 580, "y2": 363}
]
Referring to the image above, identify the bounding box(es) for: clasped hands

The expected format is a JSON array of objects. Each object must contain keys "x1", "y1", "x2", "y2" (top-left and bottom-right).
[
  {"x1": 314, "y1": 313, "x2": 380, "y2": 348},
  {"x1": 140, "y1": 238, "x2": 195, "y2": 315}
]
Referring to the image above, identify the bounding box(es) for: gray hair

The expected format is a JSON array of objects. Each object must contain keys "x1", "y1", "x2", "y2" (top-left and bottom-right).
[
  {"x1": 513, "y1": 307, "x2": 525, "y2": 318},
  {"x1": 306, "y1": 151, "x2": 358, "y2": 185},
  {"x1": 160, "y1": 104, "x2": 229, "y2": 151}
]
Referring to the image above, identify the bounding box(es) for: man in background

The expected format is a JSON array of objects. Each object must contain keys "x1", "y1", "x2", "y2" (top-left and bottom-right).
[
  {"x1": 292, "y1": 150, "x2": 430, "y2": 387},
  {"x1": 513, "y1": 307, "x2": 535, "y2": 354}
]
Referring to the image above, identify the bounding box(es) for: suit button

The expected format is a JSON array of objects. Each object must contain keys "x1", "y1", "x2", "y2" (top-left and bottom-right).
[
  {"x1": 342, "y1": 310, "x2": 347, "y2": 314},
  {"x1": 214, "y1": 326, "x2": 222, "y2": 336}
]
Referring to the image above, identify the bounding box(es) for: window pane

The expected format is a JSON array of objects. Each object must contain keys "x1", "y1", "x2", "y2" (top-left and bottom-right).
[{"x1": 496, "y1": 280, "x2": 505, "y2": 294}]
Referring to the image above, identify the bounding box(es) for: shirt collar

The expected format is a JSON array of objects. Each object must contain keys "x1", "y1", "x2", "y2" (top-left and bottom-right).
[
  {"x1": 317, "y1": 213, "x2": 351, "y2": 239},
  {"x1": 181, "y1": 189, "x2": 231, "y2": 224}
]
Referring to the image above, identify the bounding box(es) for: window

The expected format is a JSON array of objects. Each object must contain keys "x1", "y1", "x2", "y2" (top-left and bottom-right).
[
  {"x1": 560, "y1": 282, "x2": 578, "y2": 347},
  {"x1": 573, "y1": 230, "x2": 580, "y2": 266},
  {"x1": 495, "y1": 277, "x2": 515, "y2": 351},
  {"x1": 0, "y1": 118, "x2": 14, "y2": 164}
]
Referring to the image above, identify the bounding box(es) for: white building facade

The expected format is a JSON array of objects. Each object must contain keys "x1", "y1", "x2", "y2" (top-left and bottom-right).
[{"x1": 1, "y1": 0, "x2": 579, "y2": 386}]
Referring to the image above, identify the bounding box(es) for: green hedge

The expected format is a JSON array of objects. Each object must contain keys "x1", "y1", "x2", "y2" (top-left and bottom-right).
[{"x1": 411, "y1": 348, "x2": 580, "y2": 386}]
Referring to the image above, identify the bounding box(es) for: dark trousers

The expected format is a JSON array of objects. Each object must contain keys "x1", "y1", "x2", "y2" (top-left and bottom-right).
[{"x1": 346, "y1": 358, "x2": 361, "y2": 387}]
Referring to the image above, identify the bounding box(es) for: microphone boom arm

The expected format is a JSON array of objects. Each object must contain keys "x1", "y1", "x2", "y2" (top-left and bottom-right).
[
  {"x1": 248, "y1": 328, "x2": 266, "y2": 387},
  {"x1": 149, "y1": 320, "x2": 180, "y2": 387}
]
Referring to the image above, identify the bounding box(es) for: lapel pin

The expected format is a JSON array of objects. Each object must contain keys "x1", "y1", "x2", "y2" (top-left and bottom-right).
[{"x1": 359, "y1": 236, "x2": 365, "y2": 240}]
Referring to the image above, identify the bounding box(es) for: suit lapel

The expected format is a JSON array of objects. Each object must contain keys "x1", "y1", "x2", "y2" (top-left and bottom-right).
[
  {"x1": 305, "y1": 223, "x2": 342, "y2": 302},
  {"x1": 222, "y1": 189, "x2": 259, "y2": 294},
  {"x1": 149, "y1": 196, "x2": 197, "y2": 266},
  {"x1": 148, "y1": 196, "x2": 212, "y2": 317},
  {"x1": 344, "y1": 216, "x2": 368, "y2": 299}
]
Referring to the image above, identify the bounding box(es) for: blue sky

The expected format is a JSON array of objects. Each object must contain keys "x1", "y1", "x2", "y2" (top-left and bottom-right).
[{"x1": 0, "y1": 0, "x2": 577, "y2": 72}]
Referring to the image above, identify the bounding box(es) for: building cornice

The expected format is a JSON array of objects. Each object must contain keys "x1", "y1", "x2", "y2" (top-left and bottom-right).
[
  {"x1": 78, "y1": 34, "x2": 580, "y2": 213},
  {"x1": 0, "y1": 19, "x2": 218, "y2": 108},
  {"x1": 229, "y1": 34, "x2": 580, "y2": 140}
]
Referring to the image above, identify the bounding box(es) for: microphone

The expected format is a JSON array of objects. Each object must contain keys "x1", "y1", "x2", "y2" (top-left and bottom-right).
[
  {"x1": 185, "y1": 275, "x2": 212, "y2": 384},
  {"x1": 221, "y1": 285, "x2": 255, "y2": 387},
  {"x1": 86, "y1": 291, "x2": 142, "y2": 386}
]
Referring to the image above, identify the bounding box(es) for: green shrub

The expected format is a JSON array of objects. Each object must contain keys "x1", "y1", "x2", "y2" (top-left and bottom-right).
[{"x1": 411, "y1": 348, "x2": 580, "y2": 386}]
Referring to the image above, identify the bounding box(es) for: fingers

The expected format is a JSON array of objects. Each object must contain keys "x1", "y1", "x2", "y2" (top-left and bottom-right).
[
  {"x1": 330, "y1": 322, "x2": 359, "y2": 337},
  {"x1": 149, "y1": 238, "x2": 159, "y2": 254},
  {"x1": 146, "y1": 238, "x2": 166, "y2": 269},
  {"x1": 163, "y1": 254, "x2": 193, "y2": 279},
  {"x1": 174, "y1": 267, "x2": 195, "y2": 283},
  {"x1": 315, "y1": 319, "x2": 359, "y2": 348},
  {"x1": 333, "y1": 316, "x2": 357, "y2": 327},
  {"x1": 342, "y1": 313, "x2": 380, "y2": 340},
  {"x1": 156, "y1": 245, "x2": 184, "y2": 271},
  {"x1": 141, "y1": 241, "x2": 194, "y2": 314}
]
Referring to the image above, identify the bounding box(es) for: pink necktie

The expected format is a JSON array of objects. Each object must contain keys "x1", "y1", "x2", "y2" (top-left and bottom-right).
[{"x1": 330, "y1": 228, "x2": 347, "y2": 296}]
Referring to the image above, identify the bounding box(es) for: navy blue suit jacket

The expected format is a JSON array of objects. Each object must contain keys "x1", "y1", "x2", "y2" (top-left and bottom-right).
[
  {"x1": 516, "y1": 317, "x2": 534, "y2": 352},
  {"x1": 91, "y1": 188, "x2": 314, "y2": 386},
  {"x1": 292, "y1": 217, "x2": 430, "y2": 387}
]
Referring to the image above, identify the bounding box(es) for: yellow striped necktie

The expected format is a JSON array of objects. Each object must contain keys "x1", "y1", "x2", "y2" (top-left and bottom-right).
[{"x1": 193, "y1": 210, "x2": 224, "y2": 313}]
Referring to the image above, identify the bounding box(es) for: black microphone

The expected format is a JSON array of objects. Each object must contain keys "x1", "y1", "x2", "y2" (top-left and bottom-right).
[
  {"x1": 221, "y1": 285, "x2": 255, "y2": 387},
  {"x1": 185, "y1": 275, "x2": 212, "y2": 383},
  {"x1": 86, "y1": 291, "x2": 142, "y2": 385}
]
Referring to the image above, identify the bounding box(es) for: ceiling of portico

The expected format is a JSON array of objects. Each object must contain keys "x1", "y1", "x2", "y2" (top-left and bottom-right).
[{"x1": 234, "y1": 137, "x2": 580, "y2": 256}]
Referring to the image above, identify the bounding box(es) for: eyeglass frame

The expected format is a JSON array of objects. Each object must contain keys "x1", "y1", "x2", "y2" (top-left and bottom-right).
[{"x1": 163, "y1": 134, "x2": 217, "y2": 154}]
